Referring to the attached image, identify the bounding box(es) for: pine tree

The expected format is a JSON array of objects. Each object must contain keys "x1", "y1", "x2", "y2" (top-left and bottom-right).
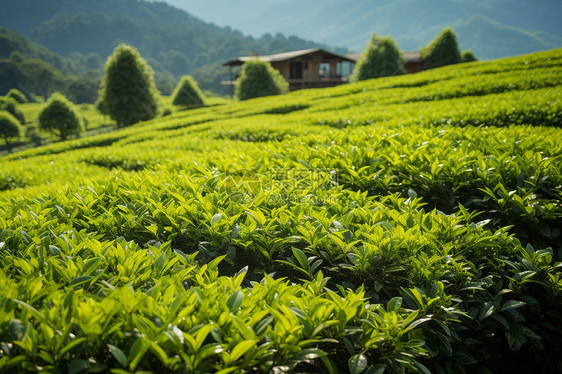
[
  {"x1": 351, "y1": 34, "x2": 405, "y2": 82},
  {"x1": 421, "y1": 27, "x2": 461, "y2": 69},
  {"x1": 38, "y1": 93, "x2": 83, "y2": 140},
  {"x1": 98, "y1": 44, "x2": 159, "y2": 127},
  {"x1": 172, "y1": 75, "x2": 205, "y2": 109},
  {"x1": 0, "y1": 111, "x2": 22, "y2": 152},
  {"x1": 235, "y1": 60, "x2": 288, "y2": 101}
]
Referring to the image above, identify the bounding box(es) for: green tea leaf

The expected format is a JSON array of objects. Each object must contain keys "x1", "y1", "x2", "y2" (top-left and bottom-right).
[
  {"x1": 229, "y1": 339, "x2": 257, "y2": 361},
  {"x1": 292, "y1": 247, "x2": 308, "y2": 269},
  {"x1": 128, "y1": 338, "x2": 149, "y2": 371},
  {"x1": 69, "y1": 275, "x2": 93, "y2": 288},
  {"x1": 227, "y1": 290, "x2": 244, "y2": 314},
  {"x1": 478, "y1": 301, "x2": 495, "y2": 320},
  {"x1": 387, "y1": 297, "x2": 402, "y2": 312},
  {"x1": 501, "y1": 300, "x2": 526, "y2": 312},
  {"x1": 212, "y1": 213, "x2": 223, "y2": 224},
  {"x1": 365, "y1": 364, "x2": 385, "y2": 374},
  {"x1": 68, "y1": 358, "x2": 91, "y2": 374},
  {"x1": 453, "y1": 351, "x2": 477, "y2": 365},
  {"x1": 58, "y1": 337, "x2": 87, "y2": 359},
  {"x1": 9, "y1": 320, "x2": 26, "y2": 341},
  {"x1": 349, "y1": 354, "x2": 368, "y2": 374},
  {"x1": 107, "y1": 344, "x2": 128, "y2": 367}
]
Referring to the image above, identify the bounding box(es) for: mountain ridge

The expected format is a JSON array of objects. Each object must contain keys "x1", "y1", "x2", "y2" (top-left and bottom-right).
[{"x1": 171, "y1": 0, "x2": 562, "y2": 59}]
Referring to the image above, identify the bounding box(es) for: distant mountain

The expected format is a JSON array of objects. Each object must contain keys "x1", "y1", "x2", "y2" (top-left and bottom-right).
[
  {"x1": 0, "y1": 0, "x2": 347, "y2": 94},
  {"x1": 172, "y1": 0, "x2": 562, "y2": 59},
  {"x1": 2, "y1": 0, "x2": 559, "y2": 96}
]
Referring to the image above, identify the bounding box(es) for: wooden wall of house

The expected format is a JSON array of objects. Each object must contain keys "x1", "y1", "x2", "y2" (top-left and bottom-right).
[
  {"x1": 306, "y1": 60, "x2": 319, "y2": 80},
  {"x1": 274, "y1": 61, "x2": 290, "y2": 79},
  {"x1": 271, "y1": 56, "x2": 349, "y2": 91},
  {"x1": 405, "y1": 61, "x2": 423, "y2": 73},
  {"x1": 273, "y1": 59, "x2": 343, "y2": 83}
]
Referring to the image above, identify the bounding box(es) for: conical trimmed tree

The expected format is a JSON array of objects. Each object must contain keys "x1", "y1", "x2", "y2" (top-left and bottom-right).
[
  {"x1": 172, "y1": 75, "x2": 205, "y2": 109},
  {"x1": 351, "y1": 34, "x2": 405, "y2": 82},
  {"x1": 235, "y1": 60, "x2": 288, "y2": 101},
  {"x1": 39, "y1": 93, "x2": 83, "y2": 140},
  {"x1": 98, "y1": 44, "x2": 159, "y2": 127},
  {"x1": 421, "y1": 27, "x2": 461, "y2": 69}
]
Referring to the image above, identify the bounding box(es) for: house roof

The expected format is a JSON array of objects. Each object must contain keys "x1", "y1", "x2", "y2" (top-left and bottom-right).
[
  {"x1": 346, "y1": 51, "x2": 422, "y2": 63},
  {"x1": 403, "y1": 51, "x2": 422, "y2": 62},
  {"x1": 223, "y1": 48, "x2": 355, "y2": 66}
]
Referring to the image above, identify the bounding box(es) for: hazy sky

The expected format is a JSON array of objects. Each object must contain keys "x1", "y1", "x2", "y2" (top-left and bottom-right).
[
  {"x1": 160, "y1": 0, "x2": 562, "y2": 57},
  {"x1": 163, "y1": 0, "x2": 297, "y2": 36}
]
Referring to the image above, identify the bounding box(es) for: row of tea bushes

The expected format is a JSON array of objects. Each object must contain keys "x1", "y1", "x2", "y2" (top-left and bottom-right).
[{"x1": 1, "y1": 48, "x2": 561, "y2": 373}]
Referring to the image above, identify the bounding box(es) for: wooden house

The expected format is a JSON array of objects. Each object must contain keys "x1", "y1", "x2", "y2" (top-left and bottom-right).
[
  {"x1": 402, "y1": 51, "x2": 423, "y2": 73},
  {"x1": 223, "y1": 48, "x2": 355, "y2": 92}
]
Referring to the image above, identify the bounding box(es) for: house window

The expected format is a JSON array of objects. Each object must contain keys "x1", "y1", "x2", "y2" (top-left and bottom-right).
[
  {"x1": 290, "y1": 62, "x2": 303, "y2": 79},
  {"x1": 319, "y1": 62, "x2": 330, "y2": 77}
]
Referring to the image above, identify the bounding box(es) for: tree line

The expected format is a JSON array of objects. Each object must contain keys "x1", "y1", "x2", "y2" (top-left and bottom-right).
[
  {"x1": 1, "y1": 27, "x2": 476, "y2": 152},
  {"x1": 352, "y1": 27, "x2": 476, "y2": 82},
  {"x1": 0, "y1": 27, "x2": 104, "y2": 103}
]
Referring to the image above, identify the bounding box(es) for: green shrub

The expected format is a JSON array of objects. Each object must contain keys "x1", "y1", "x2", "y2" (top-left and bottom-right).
[
  {"x1": 0, "y1": 96, "x2": 25, "y2": 124},
  {"x1": 0, "y1": 111, "x2": 22, "y2": 152},
  {"x1": 171, "y1": 75, "x2": 205, "y2": 108},
  {"x1": 97, "y1": 44, "x2": 160, "y2": 127},
  {"x1": 6, "y1": 88, "x2": 27, "y2": 103},
  {"x1": 39, "y1": 93, "x2": 83, "y2": 140},
  {"x1": 421, "y1": 27, "x2": 462, "y2": 69},
  {"x1": 235, "y1": 60, "x2": 288, "y2": 101},
  {"x1": 461, "y1": 49, "x2": 478, "y2": 63},
  {"x1": 351, "y1": 34, "x2": 405, "y2": 82}
]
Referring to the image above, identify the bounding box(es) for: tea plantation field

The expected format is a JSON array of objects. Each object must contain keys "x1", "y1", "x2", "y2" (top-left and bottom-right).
[{"x1": 1, "y1": 49, "x2": 561, "y2": 373}]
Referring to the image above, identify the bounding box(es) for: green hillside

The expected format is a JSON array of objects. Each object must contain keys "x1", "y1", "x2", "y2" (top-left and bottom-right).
[
  {"x1": 1, "y1": 50, "x2": 561, "y2": 373},
  {"x1": 0, "y1": 26, "x2": 82, "y2": 75},
  {"x1": 0, "y1": 0, "x2": 347, "y2": 95}
]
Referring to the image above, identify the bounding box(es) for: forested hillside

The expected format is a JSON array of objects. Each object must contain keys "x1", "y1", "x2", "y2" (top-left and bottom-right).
[
  {"x1": 0, "y1": 27, "x2": 83, "y2": 75},
  {"x1": 0, "y1": 0, "x2": 346, "y2": 95},
  {"x1": 0, "y1": 26, "x2": 105, "y2": 103}
]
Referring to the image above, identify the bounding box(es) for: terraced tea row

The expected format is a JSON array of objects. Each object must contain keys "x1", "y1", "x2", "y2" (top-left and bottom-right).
[{"x1": 1, "y1": 49, "x2": 561, "y2": 373}]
